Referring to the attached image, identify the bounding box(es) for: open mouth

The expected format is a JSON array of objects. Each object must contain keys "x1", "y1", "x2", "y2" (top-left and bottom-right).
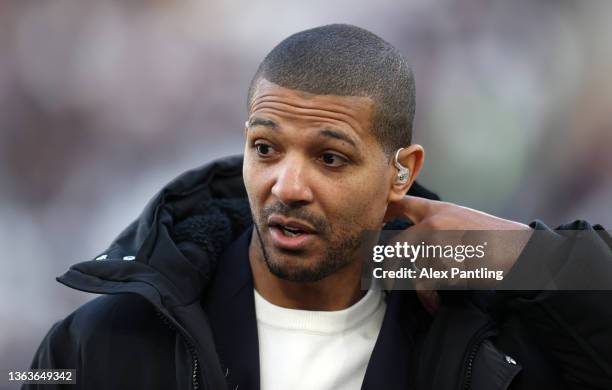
[
  {"x1": 272, "y1": 224, "x2": 306, "y2": 237},
  {"x1": 266, "y1": 215, "x2": 318, "y2": 249}
]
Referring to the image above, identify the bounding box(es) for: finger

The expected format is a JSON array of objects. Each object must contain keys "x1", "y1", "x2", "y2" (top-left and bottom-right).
[
  {"x1": 384, "y1": 195, "x2": 436, "y2": 224},
  {"x1": 415, "y1": 283, "x2": 440, "y2": 315}
]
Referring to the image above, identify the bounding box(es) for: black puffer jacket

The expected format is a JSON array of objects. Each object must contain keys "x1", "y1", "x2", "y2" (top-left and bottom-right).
[{"x1": 26, "y1": 155, "x2": 612, "y2": 390}]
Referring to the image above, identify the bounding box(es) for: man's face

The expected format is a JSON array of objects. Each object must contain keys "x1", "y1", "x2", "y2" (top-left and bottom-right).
[{"x1": 244, "y1": 79, "x2": 392, "y2": 282}]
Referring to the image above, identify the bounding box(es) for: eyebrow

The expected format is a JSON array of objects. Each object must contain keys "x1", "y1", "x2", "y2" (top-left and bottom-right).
[
  {"x1": 247, "y1": 117, "x2": 277, "y2": 129},
  {"x1": 247, "y1": 117, "x2": 358, "y2": 149},
  {"x1": 318, "y1": 129, "x2": 357, "y2": 148}
]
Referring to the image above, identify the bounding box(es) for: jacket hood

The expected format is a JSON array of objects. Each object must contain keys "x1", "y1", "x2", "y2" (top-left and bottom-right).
[{"x1": 57, "y1": 154, "x2": 440, "y2": 310}]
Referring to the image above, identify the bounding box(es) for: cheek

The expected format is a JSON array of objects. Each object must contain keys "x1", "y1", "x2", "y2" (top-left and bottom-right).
[
  {"x1": 243, "y1": 157, "x2": 263, "y2": 208},
  {"x1": 320, "y1": 173, "x2": 388, "y2": 230}
]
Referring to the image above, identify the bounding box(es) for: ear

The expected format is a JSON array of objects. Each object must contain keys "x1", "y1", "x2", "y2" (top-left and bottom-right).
[{"x1": 387, "y1": 144, "x2": 425, "y2": 203}]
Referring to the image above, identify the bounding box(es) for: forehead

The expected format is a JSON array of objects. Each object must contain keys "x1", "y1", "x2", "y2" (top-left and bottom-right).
[{"x1": 249, "y1": 79, "x2": 375, "y2": 141}]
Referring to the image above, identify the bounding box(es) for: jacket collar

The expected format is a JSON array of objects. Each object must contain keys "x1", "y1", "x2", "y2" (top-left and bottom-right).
[
  {"x1": 57, "y1": 155, "x2": 252, "y2": 308},
  {"x1": 203, "y1": 226, "x2": 260, "y2": 390},
  {"x1": 361, "y1": 290, "x2": 432, "y2": 390}
]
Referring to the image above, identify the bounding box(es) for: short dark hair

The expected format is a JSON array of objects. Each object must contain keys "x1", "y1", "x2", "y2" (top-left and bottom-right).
[{"x1": 247, "y1": 24, "x2": 415, "y2": 156}]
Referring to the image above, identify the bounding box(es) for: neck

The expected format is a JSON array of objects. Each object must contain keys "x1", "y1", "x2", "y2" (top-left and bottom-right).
[{"x1": 248, "y1": 230, "x2": 365, "y2": 311}]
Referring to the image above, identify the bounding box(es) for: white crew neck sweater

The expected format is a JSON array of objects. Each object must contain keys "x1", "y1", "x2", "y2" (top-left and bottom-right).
[{"x1": 254, "y1": 286, "x2": 387, "y2": 390}]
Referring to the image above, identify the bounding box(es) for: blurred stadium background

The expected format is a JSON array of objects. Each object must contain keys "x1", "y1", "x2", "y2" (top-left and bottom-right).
[{"x1": 1, "y1": 0, "x2": 611, "y2": 385}]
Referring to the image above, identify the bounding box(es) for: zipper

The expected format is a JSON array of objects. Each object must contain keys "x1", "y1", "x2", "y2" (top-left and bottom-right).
[
  {"x1": 461, "y1": 322, "x2": 495, "y2": 390},
  {"x1": 156, "y1": 310, "x2": 201, "y2": 390}
]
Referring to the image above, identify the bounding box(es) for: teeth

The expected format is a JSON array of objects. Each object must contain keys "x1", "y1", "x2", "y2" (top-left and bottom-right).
[{"x1": 281, "y1": 227, "x2": 301, "y2": 237}]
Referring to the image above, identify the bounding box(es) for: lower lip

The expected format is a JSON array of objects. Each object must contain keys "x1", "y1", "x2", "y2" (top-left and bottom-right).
[{"x1": 269, "y1": 226, "x2": 317, "y2": 250}]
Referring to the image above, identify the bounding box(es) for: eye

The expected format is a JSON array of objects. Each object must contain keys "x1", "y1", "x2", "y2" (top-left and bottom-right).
[
  {"x1": 320, "y1": 152, "x2": 349, "y2": 168},
  {"x1": 253, "y1": 141, "x2": 275, "y2": 157}
]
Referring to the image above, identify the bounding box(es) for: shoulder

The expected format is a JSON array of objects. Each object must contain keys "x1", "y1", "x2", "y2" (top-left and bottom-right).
[
  {"x1": 31, "y1": 294, "x2": 176, "y2": 373},
  {"x1": 31, "y1": 295, "x2": 179, "y2": 389},
  {"x1": 56, "y1": 293, "x2": 174, "y2": 351}
]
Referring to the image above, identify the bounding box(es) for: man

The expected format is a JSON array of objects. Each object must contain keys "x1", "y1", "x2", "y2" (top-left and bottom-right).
[{"x1": 27, "y1": 24, "x2": 612, "y2": 390}]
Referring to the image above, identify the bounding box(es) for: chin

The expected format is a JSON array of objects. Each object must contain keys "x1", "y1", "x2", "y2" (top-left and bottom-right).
[
  {"x1": 265, "y1": 248, "x2": 351, "y2": 283},
  {"x1": 264, "y1": 250, "x2": 320, "y2": 281},
  {"x1": 267, "y1": 264, "x2": 332, "y2": 283}
]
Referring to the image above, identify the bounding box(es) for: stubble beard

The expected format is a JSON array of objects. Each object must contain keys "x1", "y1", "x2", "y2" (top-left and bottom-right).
[{"x1": 252, "y1": 210, "x2": 363, "y2": 283}]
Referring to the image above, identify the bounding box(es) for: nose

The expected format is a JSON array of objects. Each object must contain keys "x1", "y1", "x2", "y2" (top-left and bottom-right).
[{"x1": 271, "y1": 156, "x2": 314, "y2": 207}]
